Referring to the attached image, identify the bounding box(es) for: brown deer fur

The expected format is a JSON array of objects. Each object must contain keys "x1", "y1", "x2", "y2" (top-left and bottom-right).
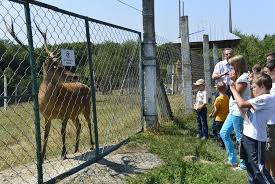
[{"x1": 38, "y1": 58, "x2": 94, "y2": 160}]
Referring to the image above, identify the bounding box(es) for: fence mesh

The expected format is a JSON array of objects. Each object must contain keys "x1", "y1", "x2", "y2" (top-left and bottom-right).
[
  {"x1": 155, "y1": 36, "x2": 185, "y2": 120},
  {"x1": 0, "y1": 0, "x2": 142, "y2": 183},
  {"x1": 88, "y1": 21, "x2": 142, "y2": 151}
]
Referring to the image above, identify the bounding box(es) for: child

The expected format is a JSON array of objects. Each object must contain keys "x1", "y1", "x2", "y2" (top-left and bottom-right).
[
  {"x1": 230, "y1": 73, "x2": 275, "y2": 183},
  {"x1": 264, "y1": 59, "x2": 275, "y2": 181},
  {"x1": 193, "y1": 79, "x2": 208, "y2": 140},
  {"x1": 209, "y1": 81, "x2": 229, "y2": 148},
  {"x1": 248, "y1": 64, "x2": 262, "y2": 82}
]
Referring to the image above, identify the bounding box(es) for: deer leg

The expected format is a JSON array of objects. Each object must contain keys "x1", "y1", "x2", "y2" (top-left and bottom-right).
[
  {"x1": 61, "y1": 119, "x2": 68, "y2": 160},
  {"x1": 84, "y1": 113, "x2": 94, "y2": 149},
  {"x1": 42, "y1": 119, "x2": 51, "y2": 162},
  {"x1": 74, "y1": 117, "x2": 81, "y2": 153}
]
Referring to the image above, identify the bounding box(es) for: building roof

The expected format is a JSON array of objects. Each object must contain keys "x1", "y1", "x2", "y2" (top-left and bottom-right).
[{"x1": 174, "y1": 28, "x2": 241, "y2": 49}]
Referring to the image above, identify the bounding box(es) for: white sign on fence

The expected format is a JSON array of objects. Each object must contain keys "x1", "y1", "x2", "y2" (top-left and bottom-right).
[{"x1": 61, "y1": 49, "x2": 75, "y2": 66}]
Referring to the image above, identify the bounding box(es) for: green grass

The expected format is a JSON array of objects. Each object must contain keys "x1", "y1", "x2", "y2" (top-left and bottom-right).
[
  {"x1": 0, "y1": 92, "x2": 142, "y2": 170},
  {"x1": 127, "y1": 113, "x2": 247, "y2": 184}
]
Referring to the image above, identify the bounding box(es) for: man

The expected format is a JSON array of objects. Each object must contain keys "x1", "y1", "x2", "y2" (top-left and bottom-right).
[
  {"x1": 264, "y1": 59, "x2": 275, "y2": 181},
  {"x1": 212, "y1": 48, "x2": 233, "y2": 86},
  {"x1": 266, "y1": 51, "x2": 275, "y2": 62}
]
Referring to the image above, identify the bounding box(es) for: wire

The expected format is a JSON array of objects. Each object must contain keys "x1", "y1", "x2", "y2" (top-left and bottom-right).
[{"x1": 115, "y1": 0, "x2": 142, "y2": 12}]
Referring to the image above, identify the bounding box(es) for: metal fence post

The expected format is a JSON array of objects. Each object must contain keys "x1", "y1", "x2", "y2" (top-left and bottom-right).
[
  {"x1": 23, "y1": 2, "x2": 43, "y2": 184},
  {"x1": 85, "y1": 19, "x2": 100, "y2": 156}
]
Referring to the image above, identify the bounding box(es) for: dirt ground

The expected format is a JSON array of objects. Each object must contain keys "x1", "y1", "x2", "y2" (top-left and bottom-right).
[
  {"x1": 0, "y1": 144, "x2": 162, "y2": 184},
  {"x1": 60, "y1": 145, "x2": 163, "y2": 184}
]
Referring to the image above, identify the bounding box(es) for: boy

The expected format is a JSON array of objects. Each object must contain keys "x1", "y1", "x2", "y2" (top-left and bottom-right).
[
  {"x1": 264, "y1": 59, "x2": 275, "y2": 181},
  {"x1": 193, "y1": 79, "x2": 208, "y2": 140},
  {"x1": 209, "y1": 81, "x2": 229, "y2": 148},
  {"x1": 230, "y1": 73, "x2": 274, "y2": 183}
]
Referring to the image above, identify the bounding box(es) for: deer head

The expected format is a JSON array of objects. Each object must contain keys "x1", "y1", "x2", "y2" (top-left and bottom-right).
[{"x1": 5, "y1": 19, "x2": 80, "y2": 84}]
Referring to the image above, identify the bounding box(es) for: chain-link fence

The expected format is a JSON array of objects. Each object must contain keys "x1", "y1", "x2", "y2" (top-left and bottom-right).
[
  {"x1": 155, "y1": 34, "x2": 217, "y2": 120},
  {"x1": 0, "y1": 0, "x2": 142, "y2": 183},
  {"x1": 155, "y1": 36, "x2": 185, "y2": 120}
]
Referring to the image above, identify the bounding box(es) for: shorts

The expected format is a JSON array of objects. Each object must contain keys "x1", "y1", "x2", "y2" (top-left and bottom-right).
[{"x1": 266, "y1": 124, "x2": 275, "y2": 160}]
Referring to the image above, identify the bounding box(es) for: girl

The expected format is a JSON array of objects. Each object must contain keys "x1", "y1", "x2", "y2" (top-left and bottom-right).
[{"x1": 220, "y1": 55, "x2": 251, "y2": 169}]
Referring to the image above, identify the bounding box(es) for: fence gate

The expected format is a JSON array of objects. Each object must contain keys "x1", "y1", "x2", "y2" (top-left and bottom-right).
[{"x1": 0, "y1": 0, "x2": 142, "y2": 183}]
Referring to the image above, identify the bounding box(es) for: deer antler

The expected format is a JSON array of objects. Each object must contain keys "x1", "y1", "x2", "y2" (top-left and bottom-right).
[
  {"x1": 4, "y1": 19, "x2": 29, "y2": 51},
  {"x1": 33, "y1": 20, "x2": 54, "y2": 57}
]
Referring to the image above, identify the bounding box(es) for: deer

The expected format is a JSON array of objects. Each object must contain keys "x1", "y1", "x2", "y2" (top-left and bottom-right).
[{"x1": 5, "y1": 20, "x2": 94, "y2": 161}]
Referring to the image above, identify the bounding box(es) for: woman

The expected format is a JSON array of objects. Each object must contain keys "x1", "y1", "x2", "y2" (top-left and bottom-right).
[{"x1": 220, "y1": 55, "x2": 251, "y2": 170}]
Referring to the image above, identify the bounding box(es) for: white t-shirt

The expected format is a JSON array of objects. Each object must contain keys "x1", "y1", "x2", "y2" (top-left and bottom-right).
[
  {"x1": 243, "y1": 94, "x2": 275, "y2": 142},
  {"x1": 195, "y1": 90, "x2": 207, "y2": 106},
  {"x1": 213, "y1": 60, "x2": 230, "y2": 85},
  {"x1": 267, "y1": 83, "x2": 275, "y2": 125},
  {"x1": 229, "y1": 73, "x2": 251, "y2": 117}
]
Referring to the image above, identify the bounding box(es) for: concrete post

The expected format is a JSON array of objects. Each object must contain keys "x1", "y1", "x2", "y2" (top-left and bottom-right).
[
  {"x1": 203, "y1": 35, "x2": 211, "y2": 99},
  {"x1": 213, "y1": 42, "x2": 219, "y2": 66},
  {"x1": 142, "y1": 0, "x2": 158, "y2": 130},
  {"x1": 180, "y1": 16, "x2": 193, "y2": 112}
]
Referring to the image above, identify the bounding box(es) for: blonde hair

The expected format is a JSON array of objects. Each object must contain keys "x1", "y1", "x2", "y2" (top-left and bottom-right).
[{"x1": 229, "y1": 55, "x2": 248, "y2": 78}]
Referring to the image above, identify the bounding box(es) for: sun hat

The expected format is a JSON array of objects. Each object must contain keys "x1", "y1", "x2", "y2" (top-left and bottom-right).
[{"x1": 193, "y1": 79, "x2": 205, "y2": 86}]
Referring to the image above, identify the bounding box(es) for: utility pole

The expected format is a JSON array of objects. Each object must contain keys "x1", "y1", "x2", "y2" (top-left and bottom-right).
[
  {"x1": 229, "y1": 0, "x2": 232, "y2": 33},
  {"x1": 178, "y1": 0, "x2": 185, "y2": 38},
  {"x1": 142, "y1": 0, "x2": 158, "y2": 131},
  {"x1": 178, "y1": 0, "x2": 181, "y2": 38}
]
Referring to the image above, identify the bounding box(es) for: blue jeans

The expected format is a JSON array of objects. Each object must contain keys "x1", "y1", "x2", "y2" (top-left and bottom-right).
[
  {"x1": 241, "y1": 135, "x2": 274, "y2": 184},
  {"x1": 220, "y1": 114, "x2": 245, "y2": 166},
  {"x1": 196, "y1": 108, "x2": 208, "y2": 138},
  {"x1": 212, "y1": 119, "x2": 217, "y2": 138}
]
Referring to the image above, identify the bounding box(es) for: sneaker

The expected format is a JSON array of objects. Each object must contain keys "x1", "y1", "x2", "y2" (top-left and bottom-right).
[
  {"x1": 201, "y1": 136, "x2": 207, "y2": 140},
  {"x1": 196, "y1": 134, "x2": 201, "y2": 138},
  {"x1": 232, "y1": 166, "x2": 246, "y2": 171},
  {"x1": 225, "y1": 161, "x2": 238, "y2": 167},
  {"x1": 239, "y1": 163, "x2": 247, "y2": 170},
  {"x1": 232, "y1": 166, "x2": 242, "y2": 171}
]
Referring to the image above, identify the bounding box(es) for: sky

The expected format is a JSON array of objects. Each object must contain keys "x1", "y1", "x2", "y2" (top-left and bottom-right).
[{"x1": 26, "y1": 0, "x2": 275, "y2": 41}]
